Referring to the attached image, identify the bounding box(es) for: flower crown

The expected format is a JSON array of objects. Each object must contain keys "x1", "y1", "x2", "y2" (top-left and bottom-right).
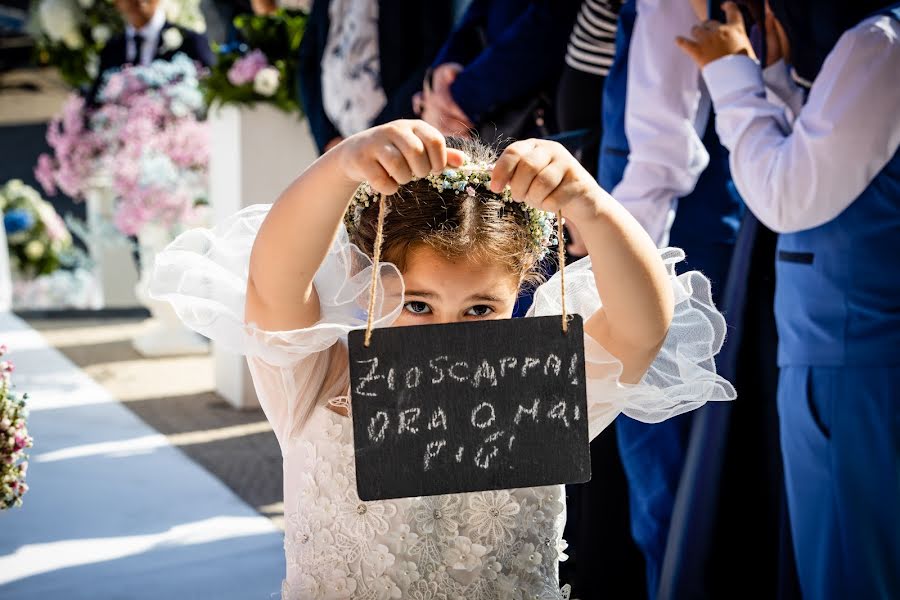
[{"x1": 345, "y1": 162, "x2": 558, "y2": 257}]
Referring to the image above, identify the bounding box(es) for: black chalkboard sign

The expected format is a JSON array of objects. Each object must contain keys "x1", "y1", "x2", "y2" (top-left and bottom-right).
[{"x1": 348, "y1": 315, "x2": 591, "y2": 501}]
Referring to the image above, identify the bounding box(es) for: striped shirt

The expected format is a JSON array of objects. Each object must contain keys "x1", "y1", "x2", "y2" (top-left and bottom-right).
[{"x1": 565, "y1": 0, "x2": 621, "y2": 77}]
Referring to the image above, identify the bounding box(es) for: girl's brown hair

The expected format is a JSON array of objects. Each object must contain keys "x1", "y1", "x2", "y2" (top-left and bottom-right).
[{"x1": 348, "y1": 138, "x2": 547, "y2": 287}]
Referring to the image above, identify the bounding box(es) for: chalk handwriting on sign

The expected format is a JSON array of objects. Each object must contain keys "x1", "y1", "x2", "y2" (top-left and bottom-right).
[{"x1": 348, "y1": 315, "x2": 591, "y2": 501}]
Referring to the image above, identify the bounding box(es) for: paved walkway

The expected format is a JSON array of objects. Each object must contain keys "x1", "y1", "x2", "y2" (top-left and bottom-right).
[{"x1": 0, "y1": 313, "x2": 286, "y2": 598}]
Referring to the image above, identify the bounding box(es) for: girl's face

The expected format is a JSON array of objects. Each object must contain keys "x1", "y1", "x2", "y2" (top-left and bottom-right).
[{"x1": 395, "y1": 245, "x2": 521, "y2": 326}]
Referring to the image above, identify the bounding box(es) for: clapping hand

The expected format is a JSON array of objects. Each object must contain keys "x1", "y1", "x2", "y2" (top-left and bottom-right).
[{"x1": 676, "y1": 1, "x2": 756, "y2": 68}]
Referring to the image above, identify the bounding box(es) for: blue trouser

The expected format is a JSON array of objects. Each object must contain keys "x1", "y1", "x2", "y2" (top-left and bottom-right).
[
  {"x1": 778, "y1": 365, "x2": 900, "y2": 599},
  {"x1": 617, "y1": 238, "x2": 733, "y2": 597}
]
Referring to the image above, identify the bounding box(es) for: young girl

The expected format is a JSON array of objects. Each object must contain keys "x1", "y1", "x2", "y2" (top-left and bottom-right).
[{"x1": 150, "y1": 120, "x2": 734, "y2": 599}]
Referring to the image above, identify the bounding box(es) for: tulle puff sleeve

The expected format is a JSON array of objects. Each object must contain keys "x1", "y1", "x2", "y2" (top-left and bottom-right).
[
  {"x1": 528, "y1": 248, "x2": 736, "y2": 440},
  {"x1": 149, "y1": 204, "x2": 404, "y2": 443}
]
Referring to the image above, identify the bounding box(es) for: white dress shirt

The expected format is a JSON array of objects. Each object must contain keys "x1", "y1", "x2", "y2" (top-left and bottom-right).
[
  {"x1": 126, "y1": 5, "x2": 167, "y2": 66},
  {"x1": 701, "y1": 14, "x2": 900, "y2": 234},
  {"x1": 610, "y1": 0, "x2": 711, "y2": 247}
]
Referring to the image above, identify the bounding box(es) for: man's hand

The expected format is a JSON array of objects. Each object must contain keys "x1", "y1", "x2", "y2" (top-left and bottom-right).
[
  {"x1": 764, "y1": 1, "x2": 790, "y2": 67},
  {"x1": 421, "y1": 62, "x2": 474, "y2": 137},
  {"x1": 676, "y1": 1, "x2": 757, "y2": 68}
]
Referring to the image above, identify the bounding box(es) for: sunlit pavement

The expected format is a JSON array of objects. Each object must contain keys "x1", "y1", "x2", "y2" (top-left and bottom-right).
[{"x1": 0, "y1": 313, "x2": 285, "y2": 598}]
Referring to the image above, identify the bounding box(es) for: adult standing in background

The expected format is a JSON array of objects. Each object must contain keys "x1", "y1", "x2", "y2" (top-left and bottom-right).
[
  {"x1": 418, "y1": 0, "x2": 581, "y2": 141},
  {"x1": 297, "y1": 0, "x2": 454, "y2": 154},
  {"x1": 597, "y1": 0, "x2": 745, "y2": 596},
  {"x1": 87, "y1": 0, "x2": 215, "y2": 103},
  {"x1": 679, "y1": 2, "x2": 900, "y2": 598},
  {"x1": 556, "y1": 0, "x2": 621, "y2": 257},
  {"x1": 555, "y1": 3, "x2": 648, "y2": 599}
]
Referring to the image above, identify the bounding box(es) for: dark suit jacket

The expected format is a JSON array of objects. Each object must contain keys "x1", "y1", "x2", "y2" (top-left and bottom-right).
[
  {"x1": 432, "y1": 0, "x2": 580, "y2": 125},
  {"x1": 87, "y1": 23, "x2": 214, "y2": 104},
  {"x1": 298, "y1": 0, "x2": 454, "y2": 153}
]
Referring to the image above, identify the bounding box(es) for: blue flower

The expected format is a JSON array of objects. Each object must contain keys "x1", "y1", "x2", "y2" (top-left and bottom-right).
[{"x1": 4, "y1": 210, "x2": 34, "y2": 235}]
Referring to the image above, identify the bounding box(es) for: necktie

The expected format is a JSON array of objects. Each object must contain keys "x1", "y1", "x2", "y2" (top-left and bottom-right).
[{"x1": 132, "y1": 33, "x2": 144, "y2": 64}]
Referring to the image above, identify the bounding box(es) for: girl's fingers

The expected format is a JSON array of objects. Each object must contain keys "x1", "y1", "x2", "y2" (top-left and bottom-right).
[
  {"x1": 446, "y1": 148, "x2": 467, "y2": 168},
  {"x1": 506, "y1": 146, "x2": 555, "y2": 201},
  {"x1": 411, "y1": 121, "x2": 449, "y2": 173},
  {"x1": 390, "y1": 129, "x2": 432, "y2": 179},
  {"x1": 375, "y1": 142, "x2": 413, "y2": 189},
  {"x1": 523, "y1": 162, "x2": 566, "y2": 208},
  {"x1": 364, "y1": 159, "x2": 399, "y2": 196},
  {"x1": 490, "y1": 140, "x2": 536, "y2": 193}
]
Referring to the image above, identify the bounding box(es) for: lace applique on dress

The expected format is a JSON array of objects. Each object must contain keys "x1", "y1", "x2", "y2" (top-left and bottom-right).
[{"x1": 280, "y1": 407, "x2": 573, "y2": 600}]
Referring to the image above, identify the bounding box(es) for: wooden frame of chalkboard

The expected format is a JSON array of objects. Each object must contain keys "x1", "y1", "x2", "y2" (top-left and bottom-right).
[{"x1": 348, "y1": 315, "x2": 591, "y2": 501}]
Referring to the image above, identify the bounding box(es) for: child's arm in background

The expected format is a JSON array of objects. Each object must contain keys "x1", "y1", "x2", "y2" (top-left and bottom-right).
[
  {"x1": 490, "y1": 140, "x2": 674, "y2": 384},
  {"x1": 246, "y1": 120, "x2": 465, "y2": 331}
]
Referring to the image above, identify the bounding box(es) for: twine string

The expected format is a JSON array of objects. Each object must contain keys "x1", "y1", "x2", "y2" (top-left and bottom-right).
[
  {"x1": 557, "y1": 211, "x2": 568, "y2": 334},
  {"x1": 363, "y1": 194, "x2": 387, "y2": 347}
]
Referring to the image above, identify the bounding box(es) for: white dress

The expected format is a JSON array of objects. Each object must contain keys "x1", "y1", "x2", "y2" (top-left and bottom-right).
[{"x1": 150, "y1": 205, "x2": 735, "y2": 599}]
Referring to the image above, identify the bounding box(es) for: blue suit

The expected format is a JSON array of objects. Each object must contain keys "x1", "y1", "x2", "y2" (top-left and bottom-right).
[
  {"x1": 774, "y1": 10, "x2": 900, "y2": 596},
  {"x1": 598, "y1": 2, "x2": 743, "y2": 596}
]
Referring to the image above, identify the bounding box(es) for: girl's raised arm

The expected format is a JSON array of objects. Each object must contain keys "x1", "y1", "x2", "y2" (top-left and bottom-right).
[
  {"x1": 490, "y1": 140, "x2": 674, "y2": 383},
  {"x1": 245, "y1": 120, "x2": 465, "y2": 331}
]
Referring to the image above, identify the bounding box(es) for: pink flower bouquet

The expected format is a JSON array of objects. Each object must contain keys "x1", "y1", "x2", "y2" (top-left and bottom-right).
[
  {"x1": 0, "y1": 346, "x2": 32, "y2": 510},
  {"x1": 35, "y1": 54, "x2": 209, "y2": 237}
]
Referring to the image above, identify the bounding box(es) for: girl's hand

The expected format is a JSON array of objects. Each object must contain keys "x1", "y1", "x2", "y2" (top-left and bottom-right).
[
  {"x1": 489, "y1": 139, "x2": 605, "y2": 224},
  {"x1": 336, "y1": 120, "x2": 467, "y2": 196},
  {"x1": 676, "y1": 1, "x2": 757, "y2": 68}
]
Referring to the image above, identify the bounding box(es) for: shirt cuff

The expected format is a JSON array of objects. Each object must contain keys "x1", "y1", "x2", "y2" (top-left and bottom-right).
[
  {"x1": 701, "y1": 54, "x2": 765, "y2": 105},
  {"x1": 762, "y1": 59, "x2": 792, "y2": 90}
]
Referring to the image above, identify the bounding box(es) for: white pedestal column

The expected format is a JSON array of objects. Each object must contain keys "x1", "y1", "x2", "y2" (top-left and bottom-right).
[
  {"x1": 209, "y1": 104, "x2": 318, "y2": 409},
  {"x1": 82, "y1": 179, "x2": 140, "y2": 308}
]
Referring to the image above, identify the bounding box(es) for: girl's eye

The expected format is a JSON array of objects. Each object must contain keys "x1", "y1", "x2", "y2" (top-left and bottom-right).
[
  {"x1": 465, "y1": 305, "x2": 494, "y2": 317},
  {"x1": 404, "y1": 301, "x2": 431, "y2": 315}
]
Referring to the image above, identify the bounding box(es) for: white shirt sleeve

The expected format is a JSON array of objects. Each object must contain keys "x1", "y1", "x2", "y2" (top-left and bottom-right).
[
  {"x1": 701, "y1": 15, "x2": 900, "y2": 234},
  {"x1": 610, "y1": 0, "x2": 710, "y2": 247},
  {"x1": 761, "y1": 59, "x2": 805, "y2": 122}
]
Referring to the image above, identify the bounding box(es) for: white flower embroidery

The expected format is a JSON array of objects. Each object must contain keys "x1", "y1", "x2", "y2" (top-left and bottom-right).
[
  {"x1": 366, "y1": 574, "x2": 403, "y2": 600},
  {"x1": 161, "y1": 28, "x2": 183, "y2": 53},
  {"x1": 514, "y1": 543, "x2": 543, "y2": 574},
  {"x1": 364, "y1": 543, "x2": 397, "y2": 576},
  {"x1": 462, "y1": 491, "x2": 521, "y2": 546},
  {"x1": 295, "y1": 574, "x2": 320, "y2": 597},
  {"x1": 444, "y1": 536, "x2": 489, "y2": 571},
  {"x1": 395, "y1": 560, "x2": 421, "y2": 590},
  {"x1": 338, "y1": 496, "x2": 397, "y2": 541},
  {"x1": 385, "y1": 523, "x2": 419, "y2": 555},
  {"x1": 482, "y1": 556, "x2": 503, "y2": 581},
  {"x1": 414, "y1": 495, "x2": 461, "y2": 539},
  {"x1": 321, "y1": 566, "x2": 357, "y2": 599}
]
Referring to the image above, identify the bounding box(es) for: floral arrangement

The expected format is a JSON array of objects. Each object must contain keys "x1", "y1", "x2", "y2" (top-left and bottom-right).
[
  {"x1": 0, "y1": 180, "x2": 74, "y2": 278},
  {"x1": 203, "y1": 8, "x2": 307, "y2": 115},
  {"x1": 28, "y1": 0, "x2": 206, "y2": 88},
  {"x1": 348, "y1": 164, "x2": 559, "y2": 257},
  {"x1": 35, "y1": 53, "x2": 209, "y2": 237},
  {"x1": 0, "y1": 346, "x2": 32, "y2": 510}
]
